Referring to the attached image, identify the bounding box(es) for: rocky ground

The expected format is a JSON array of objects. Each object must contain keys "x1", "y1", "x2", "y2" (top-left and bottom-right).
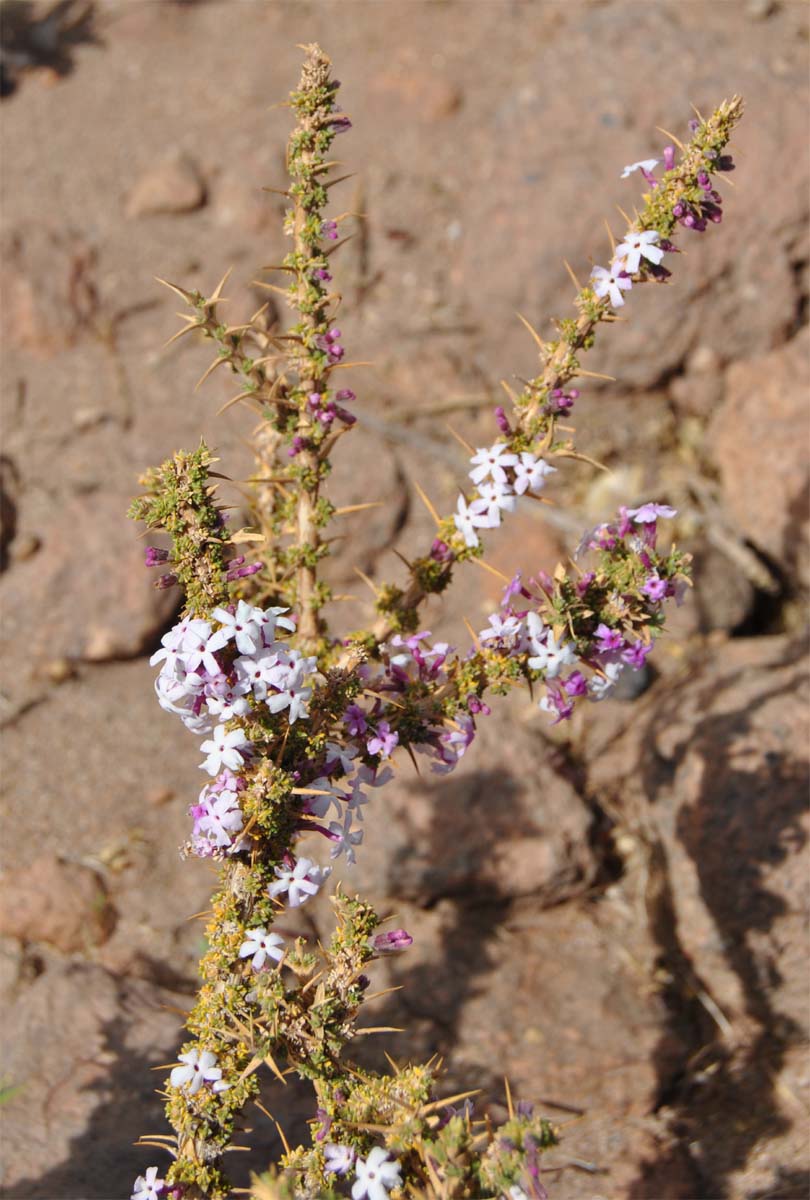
[{"x1": 0, "y1": 2, "x2": 808, "y2": 1198}]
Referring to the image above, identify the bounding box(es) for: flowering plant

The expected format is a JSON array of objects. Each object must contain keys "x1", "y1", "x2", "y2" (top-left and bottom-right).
[{"x1": 128, "y1": 43, "x2": 742, "y2": 1200}]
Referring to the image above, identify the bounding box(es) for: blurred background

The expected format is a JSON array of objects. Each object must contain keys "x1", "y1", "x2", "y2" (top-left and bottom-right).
[{"x1": 0, "y1": 1, "x2": 808, "y2": 1197}]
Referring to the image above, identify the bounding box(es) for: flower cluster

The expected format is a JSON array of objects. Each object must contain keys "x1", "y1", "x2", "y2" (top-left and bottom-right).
[
  {"x1": 480, "y1": 503, "x2": 683, "y2": 722},
  {"x1": 454, "y1": 442, "x2": 557, "y2": 549}
]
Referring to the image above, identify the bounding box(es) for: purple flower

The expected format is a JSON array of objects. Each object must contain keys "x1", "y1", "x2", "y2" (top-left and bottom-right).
[
  {"x1": 622, "y1": 640, "x2": 653, "y2": 669},
  {"x1": 372, "y1": 929, "x2": 413, "y2": 953},
  {"x1": 367, "y1": 720, "x2": 398, "y2": 759},
  {"x1": 321, "y1": 219, "x2": 339, "y2": 241},
  {"x1": 563, "y1": 670, "x2": 588, "y2": 697},
  {"x1": 144, "y1": 546, "x2": 170, "y2": 567},
  {"x1": 662, "y1": 144, "x2": 676, "y2": 171},
  {"x1": 494, "y1": 404, "x2": 511, "y2": 434},
  {"x1": 593, "y1": 622, "x2": 625, "y2": 653},
  {"x1": 642, "y1": 572, "x2": 669, "y2": 602},
  {"x1": 627, "y1": 502, "x2": 677, "y2": 525},
  {"x1": 343, "y1": 703, "x2": 367, "y2": 736}
]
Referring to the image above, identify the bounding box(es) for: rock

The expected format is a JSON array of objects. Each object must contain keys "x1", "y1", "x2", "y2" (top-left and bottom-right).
[
  {"x1": 586, "y1": 636, "x2": 810, "y2": 1195},
  {"x1": 709, "y1": 330, "x2": 810, "y2": 588},
  {"x1": 0, "y1": 854, "x2": 116, "y2": 951},
  {"x1": 0, "y1": 227, "x2": 97, "y2": 357},
  {"x1": 0, "y1": 961, "x2": 186, "y2": 1198},
  {"x1": 125, "y1": 152, "x2": 206, "y2": 218},
  {"x1": 0, "y1": 487, "x2": 179, "y2": 671}
]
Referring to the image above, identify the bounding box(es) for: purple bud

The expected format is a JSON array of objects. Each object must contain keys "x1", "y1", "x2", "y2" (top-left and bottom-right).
[
  {"x1": 334, "y1": 406, "x2": 357, "y2": 426},
  {"x1": 662, "y1": 144, "x2": 676, "y2": 171},
  {"x1": 494, "y1": 405, "x2": 511, "y2": 434},
  {"x1": 717, "y1": 154, "x2": 735, "y2": 172},
  {"x1": 314, "y1": 267, "x2": 332, "y2": 282},
  {"x1": 227, "y1": 562, "x2": 262, "y2": 581},
  {"x1": 288, "y1": 435, "x2": 307, "y2": 457},
  {"x1": 575, "y1": 571, "x2": 595, "y2": 598},
  {"x1": 429, "y1": 538, "x2": 453, "y2": 564},
  {"x1": 308, "y1": 392, "x2": 322, "y2": 410},
  {"x1": 697, "y1": 170, "x2": 711, "y2": 190},
  {"x1": 672, "y1": 202, "x2": 685, "y2": 218},
  {"x1": 517, "y1": 1100, "x2": 535, "y2": 1117},
  {"x1": 683, "y1": 212, "x2": 696, "y2": 228},
  {"x1": 144, "y1": 546, "x2": 170, "y2": 567},
  {"x1": 330, "y1": 328, "x2": 342, "y2": 340},
  {"x1": 335, "y1": 388, "x2": 355, "y2": 402},
  {"x1": 688, "y1": 118, "x2": 700, "y2": 133},
  {"x1": 535, "y1": 570, "x2": 554, "y2": 596},
  {"x1": 154, "y1": 573, "x2": 178, "y2": 590},
  {"x1": 372, "y1": 929, "x2": 413, "y2": 953}
]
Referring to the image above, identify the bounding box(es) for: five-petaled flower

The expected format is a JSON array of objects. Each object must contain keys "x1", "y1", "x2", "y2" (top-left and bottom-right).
[
  {"x1": 352, "y1": 1147, "x2": 402, "y2": 1200},
  {"x1": 170, "y1": 1048, "x2": 227, "y2": 1095},
  {"x1": 591, "y1": 262, "x2": 632, "y2": 308},
  {"x1": 268, "y1": 858, "x2": 331, "y2": 908},
  {"x1": 239, "y1": 927, "x2": 286, "y2": 970},
  {"x1": 131, "y1": 1166, "x2": 165, "y2": 1200},
  {"x1": 614, "y1": 229, "x2": 665, "y2": 273}
]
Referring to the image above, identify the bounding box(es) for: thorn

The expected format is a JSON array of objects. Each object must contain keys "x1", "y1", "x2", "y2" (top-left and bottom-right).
[
  {"x1": 690, "y1": 102, "x2": 705, "y2": 124},
  {"x1": 463, "y1": 616, "x2": 481, "y2": 652},
  {"x1": 162, "y1": 321, "x2": 201, "y2": 349},
  {"x1": 324, "y1": 233, "x2": 356, "y2": 258},
  {"x1": 324, "y1": 172, "x2": 356, "y2": 190},
  {"x1": 412, "y1": 480, "x2": 441, "y2": 526},
  {"x1": 470, "y1": 557, "x2": 511, "y2": 583},
  {"x1": 656, "y1": 125, "x2": 686, "y2": 152},
  {"x1": 355, "y1": 1026, "x2": 405, "y2": 1036},
  {"x1": 271, "y1": 1115, "x2": 292, "y2": 1155},
  {"x1": 334, "y1": 501, "x2": 384, "y2": 516},
  {"x1": 504, "y1": 1076, "x2": 515, "y2": 1119},
  {"x1": 554, "y1": 448, "x2": 610, "y2": 472},
  {"x1": 326, "y1": 360, "x2": 374, "y2": 371},
  {"x1": 391, "y1": 548, "x2": 414, "y2": 571},
  {"x1": 516, "y1": 311, "x2": 547, "y2": 353},
  {"x1": 209, "y1": 267, "x2": 233, "y2": 304},
  {"x1": 615, "y1": 204, "x2": 633, "y2": 227},
  {"x1": 500, "y1": 379, "x2": 519, "y2": 404},
  {"x1": 562, "y1": 259, "x2": 583, "y2": 292},
  {"x1": 445, "y1": 422, "x2": 476, "y2": 456},
  {"x1": 354, "y1": 566, "x2": 380, "y2": 596},
  {"x1": 216, "y1": 391, "x2": 263, "y2": 417},
  {"x1": 384, "y1": 1052, "x2": 402, "y2": 1075},
  {"x1": 603, "y1": 219, "x2": 616, "y2": 255},
  {"x1": 154, "y1": 276, "x2": 195, "y2": 302},
  {"x1": 252, "y1": 280, "x2": 292, "y2": 298},
  {"x1": 577, "y1": 368, "x2": 617, "y2": 381},
  {"x1": 260, "y1": 263, "x2": 296, "y2": 274},
  {"x1": 405, "y1": 743, "x2": 422, "y2": 776},
  {"x1": 195, "y1": 356, "x2": 229, "y2": 391},
  {"x1": 260, "y1": 186, "x2": 291, "y2": 198}
]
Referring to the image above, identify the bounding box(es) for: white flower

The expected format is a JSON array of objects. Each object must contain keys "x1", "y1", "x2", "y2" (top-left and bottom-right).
[
  {"x1": 479, "y1": 611, "x2": 524, "y2": 644},
  {"x1": 268, "y1": 857, "x2": 331, "y2": 907},
  {"x1": 620, "y1": 157, "x2": 659, "y2": 179},
  {"x1": 614, "y1": 228, "x2": 665, "y2": 274},
  {"x1": 265, "y1": 661, "x2": 312, "y2": 723},
  {"x1": 591, "y1": 262, "x2": 632, "y2": 308},
  {"x1": 205, "y1": 679, "x2": 252, "y2": 721},
  {"x1": 257, "y1": 604, "x2": 296, "y2": 644},
  {"x1": 468, "y1": 442, "x2": 518, "y2": 485},
  {"x1": 589, "y1": 660, "x2": 624, "y2": 701},
  {"x1": 131, "y1": 1166, "x2": 164, "y2": 1200},
  {"x1": 200, "y1": 725, "x2": 250, "y2": 775},
  {"x1": 476, "y1": 479, "x2": 517, "y2": 525},
  {"x1": 325, "y1": 1142, "x2": 356, "y2": 1175},
  {"x1": 352, "y1": 1146, "x2": 402, "y2": 1200},
  {"x1": 328, "y1": 811, "x2": 363, "y2": 865},
  {"x1": 170, "y1": 1048, "x2": 224, "y2": 1095},
  {"x1": 181, "y1": 624, "x2": 230, "y2": 676},
  {"x1": 453, "y1": 494, "x2": 489, "y2": 548},
  {"x1": 238, "y1": 926, "x2": 285, "y2": 970},
  {"x1": 527, "y1": 628, "x2": 577, "y2": 679},
  {"x1": 198, "y1": 791, "x2": 244, "y2": 848},
  {"x1": 512, "y1": 451, "x2": 557, "y2": 496},
  {"x1": 234, "y1": 647, "x2": 282, "y2": 700},
  {"x1": 211, "y1": 599, "x2": 264, "y2": 655}
]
